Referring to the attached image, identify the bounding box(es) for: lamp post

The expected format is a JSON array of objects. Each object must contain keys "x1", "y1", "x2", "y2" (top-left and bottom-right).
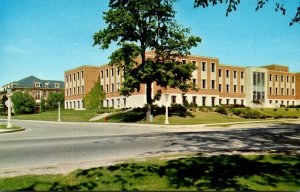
[
  {"x1": 165, "y1": 93, "x2": 169, "y2": 125},
  {"x1": 58, "y1": 101, "x2": 61, "y2": 122},
  {"x1": 6, "y1": 88, "x2": 12, "y2": 128}
]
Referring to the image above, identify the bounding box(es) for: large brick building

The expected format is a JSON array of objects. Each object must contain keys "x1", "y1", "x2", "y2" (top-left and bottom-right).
[
  {"x1": 64, "y1": 65, "x2": 100, "y2": 109},
  {"x1": 64, "y1": 53, "x2": 300, "y2": 109}
]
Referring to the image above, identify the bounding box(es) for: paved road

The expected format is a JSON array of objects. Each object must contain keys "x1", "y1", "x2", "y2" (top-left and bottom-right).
[{"x1": 0, "y1": 120, "x2": 299, "y2": 177}]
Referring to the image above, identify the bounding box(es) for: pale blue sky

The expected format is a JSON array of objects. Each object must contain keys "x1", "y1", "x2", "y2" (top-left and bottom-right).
[{"x1": 0, "y1": 0, "x2": 299, "y2": 85}]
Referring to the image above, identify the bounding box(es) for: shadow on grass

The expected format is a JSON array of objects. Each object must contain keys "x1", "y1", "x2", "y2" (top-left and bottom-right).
[{"x1": 8, "y1": 154, "x2": 300, "y2": 191}]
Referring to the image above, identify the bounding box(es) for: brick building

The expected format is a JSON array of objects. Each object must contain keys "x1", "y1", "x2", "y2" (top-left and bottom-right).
[
  {"x1": 65, "y1": 53, "x2": 300, "y2": 109},
  {"x1": 0, "y1": 76, "x2": 64, "y2": 104},
  {"x1": 64, "y1": 65, "x2": 100, "y2": 109}
]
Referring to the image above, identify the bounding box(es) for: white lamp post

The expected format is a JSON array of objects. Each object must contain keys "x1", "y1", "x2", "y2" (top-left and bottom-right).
[
  {"x1": 165, "y1": 93, "x2": 169, "y2": 125},
  {"x1": 6, "y1": 88, "x2": 12, "y2": 128},
  {"x1": 58, "y1": 101, "x2": 61, "y2": 122}
]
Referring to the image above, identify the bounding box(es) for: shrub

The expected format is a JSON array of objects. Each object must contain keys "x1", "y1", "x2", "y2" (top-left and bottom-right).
[
  {"x1": 296, "y1": 108, "x2": 299, "y2": 112},
  {"x1": 216, "y1": 105, "x2": 227, "y2": 115},
  {"x1": 285, "y1": 108, "x2": 289, "y2": 111},
  {"x1": 273, "y1": 108, "x2": 278, "y2": 112},
  {"x1": 11, "y1": 91, "x2": 36, "y2": 114}
]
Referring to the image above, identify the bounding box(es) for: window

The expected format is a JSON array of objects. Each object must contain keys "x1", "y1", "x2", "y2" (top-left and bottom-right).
[
  {"x1": 81, "y1": 71, "x2": 84, "y2": 79},
  {"x1": 192, "y1": 96, "x2": 197, "y2": 105},
  {"x1": 292, "y1": 101, "x2": 295, "y2": 106},
  {"x1": 111, "y1": 68, "x2": 114, "y2": 77},
  {"x1": 202, "y1": 79, "x2": 206, "y2": 89},
  {"x1": 192, "y1": 60, "x2": 197, "y2": 66},
  {"x1": 226, "y1": 70, "x2": 230, "y2": 78},
  {"x1": 211, "y1": 80, "x2": 215, "y2": 89},
  {"x1": 35, "y1": 82, "x2": 41, "y2": 87},
  {"x1": 211, "y1": 63, "x2": 215, "y2": 72},
  {"x1": 182, "y1": 59, "x2": 187, "y2": 64},
  {"x1": 234, "y1": 71, "x2": 237, "y2": 78},
  {"x1": 286, "y1": 76, "x2": 289, "y2": 83},
  {"x1": 69, "y1": 75, "x2": 71, "y2": 82},
  {"x1": 218, "y1": 69, "x2": 222, "y2": 77},
  {"x1": 77, "y1": 72, "x2": 80, "y2": 80},
  {"x1": 270, "y1": 100, "x2": 272, "y2": 104},
  {"x1": 45, "y1": 82, "x2": 49, "y2": 88},
  {"x1": 281, "y1": 75, "x2": 284, "y2": 82},
  {"x1": 106, "y1": 84, "x2": 109, "y2": 93},
  {"x1": 111, "y1": 83, "x2": 114, "y2": 92},
  {"x1": 171, "y1": 96, "x2": 176, "y2": 104},
  {"x1": 117, "y1": 99, "x2": 120, "y2": 106},
  {"x1": 202, "y1": 96, "x2": 206, "y2": 106},
  {"x1": 292, "y1": 76, "x2": 295, "y2": 83},
  {"x1": 275, "y1": 75, "x2": 278, "y2": 82},
  {"x1": 192, "y1": 79, "x2": 197, "y2": 86},
  {"x1": 78, "y1": 101, "x2": 80, "y2": 108},
  {"x1": 73, "y1": 74, "x2": 75, "y2": 81},
  {"x1": 35, "y1": 91, "x2": 40, "y2": 100},
  {"x1": 202, "y1": 62, "x2": 206, "y2": 71},
  {"x1": 106, "y1": 100, "x2": 109, "y2": 107},
  {"x1": 101, "y1": 71, "x2": 104, "y2": 78},
  {"x1": 117, "y1": 82, "x2": 120, "y2": 91},
  {"x1": 226, "y1": 99, "x2": 230, "y2": 105},
  {"x1": 123, "y1": 98, "x2": 126, "y2": 107},
  {"x1": 226, "y1": 84, "x2": 230, "y2": 92},
  {"x1": 182, "y1": 96, "x2": 187, "y2": 105},
  {"x1": 292, "y1": 89, "x2": 295, "y2": 95},
  {"x1": 234, "y1": 85, "x2": 237, "y2": 93},
  {"x1": 219, "y1": 99, "x2": 222, "y2": 105},
  {"x1": 81, "y1": 86, "x2": 84, "y2": 94},
  {"x1": 234, "y1": 99, "x2": 237, "y2": 105},
  {"x1": 269, "y1": 74, "x2": 272, "y2": 81},
  {"x1": 269, "y1": 87, "x2": 272, "y2": 94},
  {"x1": 211, "y1": 97, "x2": 216, "y2": 106},
  {"x1": 241, "y1": 100, "x2": 244, "y2": 106},
  {"x1": 276, "y1": 88, "x2": 278, "y2": 95},
  {"x1": 69, "y1": 88, "x2": 72, "y2": 96},
  {"x1": 106, "y1": 69, "x2": 109, "y2": 77},
  {"x1": 218, "y1": 84, "x2": 222, "y2": 92},
  {"x1": 275, "y1": 100, "x2": 278, "y2": 104},
  {"x1": 112, "y1": 99, "x2": 114, "y2": 107},
  {"x1": 73, "y1": 87, "x2": 76, "y2": 95},
  {"x1": 287, "y1": 88, "x2": 289, "y2": 95},
  {"x1": 281, "y1": 88, "x2": 284, "y2": 95},
  {"x1": 66, "y1": 89, "x2": 68, "y2": 96},
  {"x1": 241, "y1": 71, "x2": 244, "y2": 79},
  {"x1": 65, "y1": 76, "x2": 68, "y2": 82},
  {"x1": 55, "y1": 83, "x2": 60, "y2": 88},
  {"x1": 117, "y1": 67, "x2": 120, "y2": 75},
  {"x1": 241, "y1": 85, "x2": 244, "y2": 93},
  {"x1": 77, "y1": 87, "x2": 79, "y2": 95}
]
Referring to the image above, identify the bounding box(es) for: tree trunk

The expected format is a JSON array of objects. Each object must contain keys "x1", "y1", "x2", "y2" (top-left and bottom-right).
[{"x1": 146, "y1": 81, "x2": 152, "y2": 122}]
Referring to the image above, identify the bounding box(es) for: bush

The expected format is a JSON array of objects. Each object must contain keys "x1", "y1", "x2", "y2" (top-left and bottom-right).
[
  {"x1": 285, "y1": 108, "x2": 289, "y2": 111},
  {"x1": 11, "y1": 91, "x2": 36, "y2": 114},
  {"x1": 198, "y1": 106, "x2": 213, "y2": 112},
  {"x1": 216, "y1": 105, "x2": 228, "y2": 115},
  {"x1": 296, "y1": 108, "x2": 299, "y2": 112},
  {"x1": 273, "y1": 108, "x2": 278, "y2": 112}
]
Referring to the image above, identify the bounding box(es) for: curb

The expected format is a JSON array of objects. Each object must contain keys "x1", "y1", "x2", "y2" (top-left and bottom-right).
[{"x1": 0, "y1": 127, "x2": 25, "y2": 134}]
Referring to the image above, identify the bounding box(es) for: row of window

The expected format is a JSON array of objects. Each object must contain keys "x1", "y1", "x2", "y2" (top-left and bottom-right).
[
  {"x1": 171, "y1": 95, "x2": 244, "y2": 106},
  {"x1": 103, "y1": 83, "x2": 120, "y2": 93},
  {"x1": 65, "y1": 100, "x2": 84, "y2": 109},
  {"x1": 105, "y1": 98, "x2": 126, "y2": 107},
  {"x1": 269, "y1": 74, "x2": 295, "y2": 83},
  {"x1": 65, "y1": 71, "x2": 84, "y2": 82},
  {"x1": 66, "y1": 86, "x2": 84, "y2": 96},
  {"x1": 269, "y1": 100, "x2": 295, "y2": 106},
  {"x1": 34, "y1": 82, "x2": 60, "y2": 88},
  {"x1": 101, "y1": 67, "x2": 121, "y2": 79},
  {"x1": 269, "y1": 87, "x2": 295, "y2": 96}
]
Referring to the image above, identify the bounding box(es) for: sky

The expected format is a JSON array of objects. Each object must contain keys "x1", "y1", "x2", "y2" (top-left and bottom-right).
[{"x1": 0, "y1": 0, "x2": 299, "y2": 85}]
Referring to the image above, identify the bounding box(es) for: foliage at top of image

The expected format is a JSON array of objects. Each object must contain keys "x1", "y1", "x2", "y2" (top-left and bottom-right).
[{"x1": 194, "y1": 0, "x2": 300, "y2": 26}]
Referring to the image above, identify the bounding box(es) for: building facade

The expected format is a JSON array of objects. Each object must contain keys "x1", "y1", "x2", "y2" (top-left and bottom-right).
[
  {"x1": 65, "y1": 54, "x2": 300, "y2": 109},
  {"x1": 0, "y1": 76, "x2": 64, "y2": 104},
  {"x1": 64, "y1": 65, "x2": 101, "y2": 109}
]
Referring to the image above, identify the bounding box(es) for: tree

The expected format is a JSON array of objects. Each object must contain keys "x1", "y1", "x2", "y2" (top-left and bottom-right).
[
  {"x1": 194, "y1": 0, "x2": 300, "y2": 26},
  {"x1": 83, "y1": 79, "x2": 105, "y2": 109},
  {"x1": 93, "y1": 0, "x2": 201, "y2": 121},
  {"x1": 40, "y1": 97, "x2": 46, "y2": 112},
  {"x1": 0, "y1": 95, "x2": 8, "y2": 115},
  {"x1": 11, "y1": 92, "x2": 36, "y2": 114},
  {"x1": 46, "y1": 91, "x2": 64, "y2": 110}
]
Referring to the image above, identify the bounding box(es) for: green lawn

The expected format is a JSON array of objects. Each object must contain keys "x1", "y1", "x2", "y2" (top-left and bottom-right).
[
  {"x1": 1, "y1": 154, "x2": 299, "y2": 191},
  {"x1": 0, "y1": 109, "x2": 114, "y2": 122},
  {"x1": 254, "y1": 108, "x2": 300, "y2": 118},
  {"x1": 102, "y1": 111, "x2": 260, "y2": 124}
]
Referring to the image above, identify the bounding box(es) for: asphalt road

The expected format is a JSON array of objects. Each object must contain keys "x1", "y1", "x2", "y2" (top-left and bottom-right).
[{"x1": 0, "y1": 120, "x2": 299, "y2": 177}]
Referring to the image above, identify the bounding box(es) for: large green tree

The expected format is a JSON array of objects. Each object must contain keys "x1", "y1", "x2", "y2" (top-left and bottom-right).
[
  {"x1": 46, "y1": 91, "x2": 64, "y2": 110},
  {"x1": 83, "y1": 79, "x2": 105, "y2": 110},
  {"x1": 194, "y1": 0, "x2": 300, "y2": 26},
  {"x1": 94, "y1": 0, "x2": 201, "y2": 121},
  {"x1": 11, "y1": 92, "x2": 36, "y2": 114}
]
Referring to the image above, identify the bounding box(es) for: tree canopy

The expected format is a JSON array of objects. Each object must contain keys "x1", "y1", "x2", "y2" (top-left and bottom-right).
[
  {"x1": 194, "y1": 0, "x2": 300, "y2": 26},
  {"x1": 83, "y1": 79, "x2": 105, "y2": 110},
  {"x1": 94, "y1": 0, "x2": 201, "y2": 121},
  {"x1": 11, "y1": 92, "x2": 36, "y2": 114},
  {"x1": 46, "y1": 91, "x2": 64, "y2": 110}
]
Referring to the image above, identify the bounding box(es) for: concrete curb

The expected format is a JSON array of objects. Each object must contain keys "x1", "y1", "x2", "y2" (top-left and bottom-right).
[{"x1": 0, "y1": 127, "x2": 25, "y2": 134}]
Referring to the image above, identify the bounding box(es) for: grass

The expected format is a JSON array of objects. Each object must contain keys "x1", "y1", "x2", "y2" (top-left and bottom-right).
[
  {"x1": 101, "y1": 111, "x2": 260, "y2": 124},
  {"x1": 0, "y1": 109, "x2": 115, "y2": 122},
  {"x1": 0, "y1": 154, "x2": 299, "y2": 191},
  {"x1": 0, "y1": 125, "x2": 21, "y2": 129},
  {"x1": 254, "y1": 108, "x2": 300, "y2": 118}
]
